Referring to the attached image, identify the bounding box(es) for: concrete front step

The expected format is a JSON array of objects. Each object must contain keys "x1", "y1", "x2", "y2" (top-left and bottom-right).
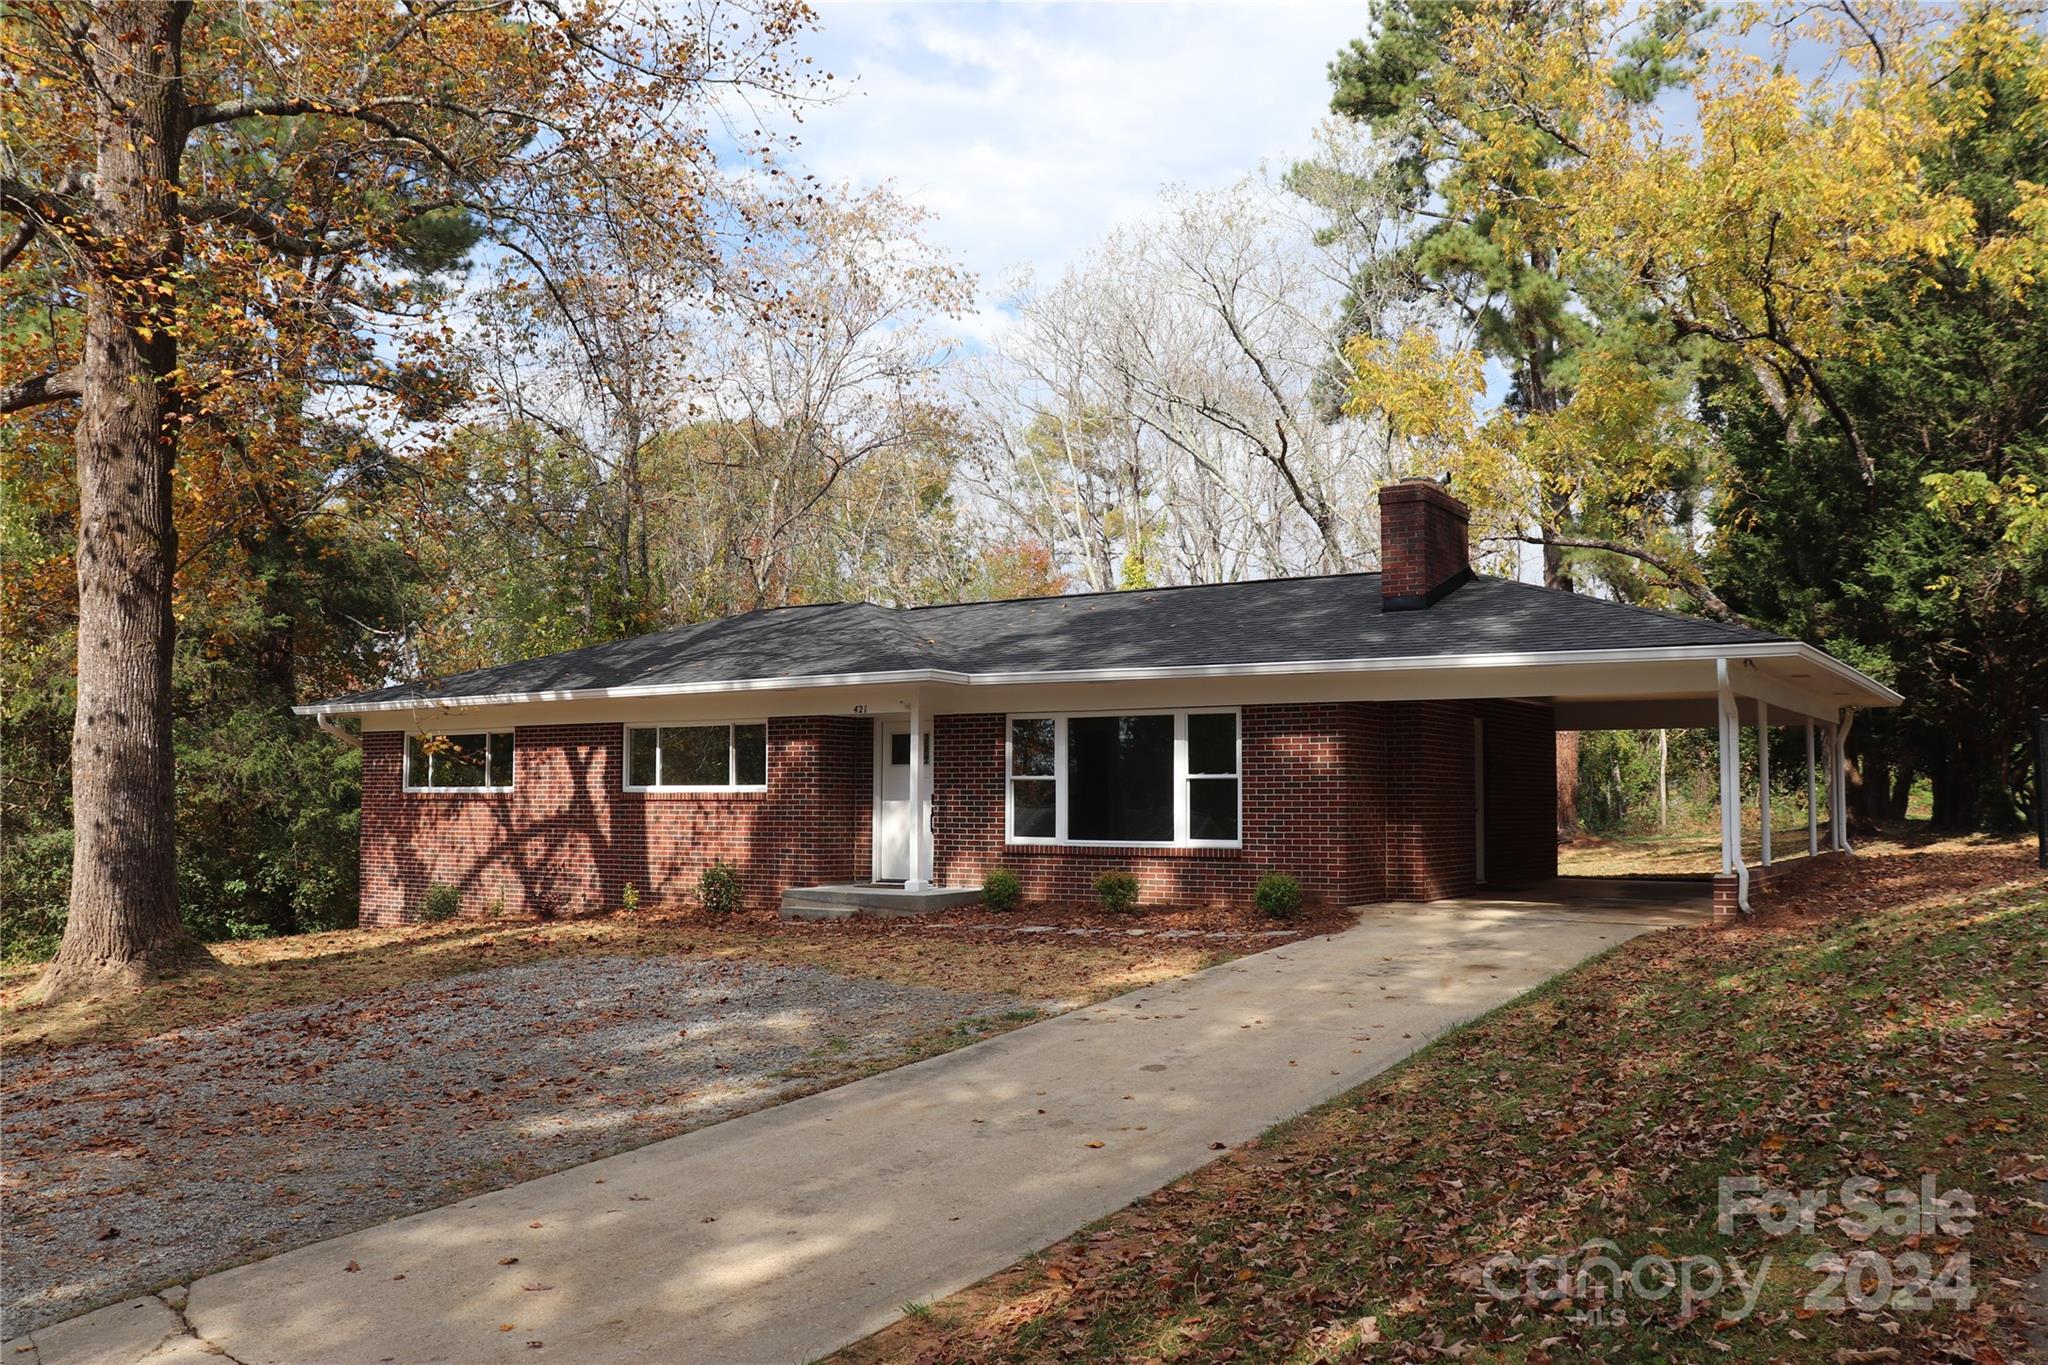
[{"x1": 778, "y1": 884, "x2": 982, "y2": 920}]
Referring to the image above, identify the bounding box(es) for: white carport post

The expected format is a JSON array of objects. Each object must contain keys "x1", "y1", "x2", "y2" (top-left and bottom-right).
[
  {"x1": 1715, "y1": 658, "x2": 1751, "y2": 912},
  {"x1": 1757, "y1": 698, "x2": 1773, "y2": 868},
  {"x1": 1805, "y1": 719, "x2": 1819, "y2": 857},
  {"x1": 906, "y1": 689, "x2": 928, "y2": 891}
]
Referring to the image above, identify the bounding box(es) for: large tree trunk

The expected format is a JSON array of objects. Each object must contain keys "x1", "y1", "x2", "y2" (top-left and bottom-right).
[
  {"x1": 1538, "y1": 508, "x2": 1581, "y2": 838},
  {"x1": 35, "y1": 1, "x2": 215, "y2": 1001}
]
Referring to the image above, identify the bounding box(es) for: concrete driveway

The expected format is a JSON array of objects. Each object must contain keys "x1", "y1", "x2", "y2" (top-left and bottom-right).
[{"x1": 16, "y1": 881, "x2": 1702, "y2": 1365}]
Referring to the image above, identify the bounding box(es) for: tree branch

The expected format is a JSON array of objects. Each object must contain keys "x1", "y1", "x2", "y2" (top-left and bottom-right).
[
  {"x1": 182, "y1": 198, "x2": 358, "y2": 256},
  {"x1": 0, "y1": 367, "x2": 84, "y2": 414},
  {"x1": 1499, "y1": 532, "x2": 1737, "y2": 622}
]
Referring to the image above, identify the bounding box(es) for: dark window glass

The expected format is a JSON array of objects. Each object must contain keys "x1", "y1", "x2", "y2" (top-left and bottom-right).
[
  {"x1": 488, "y1": 732, "x2": 515, "y2": 788},
  {"x1": 734, "y1": 724, "x2": 767, "y2": 786},
  {"x1": 410, "y1": 732, "x2": 511, "y2": 788},
  {"x1": 1011, "y1": 778, "x2": 1057, "y2": 838},
  {"x1": 628, "y1": 727, "x2": 658, "y2": 787},
  {"x1": 890, "y1": 732, "x2": 911, "y2": 766},
  {"x1": 436, "y1": 733, "x2": 488, "y2": 787},
  {"x1": 1189, "y1": 778, "x2": 1239, "y2": 841},
  {"x1": 1066, "y1": 715, "x2": 1172, "y2": 842},
  {"x1": 662, "y1": 725, "x2": 730, "y2": 786},
  {"x1": 1010, "y1": 717, "x2": 1054, "y2": 776},
  {"x1": 1188, "y1": 712, "x2": 1237, "y2": 775}
]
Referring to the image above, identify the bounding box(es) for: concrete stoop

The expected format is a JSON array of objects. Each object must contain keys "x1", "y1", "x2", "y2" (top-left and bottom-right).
[{"x1": 778, "y1": 882, "x2": 983, "y2": 920}]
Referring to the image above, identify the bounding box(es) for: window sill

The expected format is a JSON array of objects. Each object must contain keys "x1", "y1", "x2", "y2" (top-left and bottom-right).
[
  {"x1": 1002, "y1": 841, "x2": 1242, "y2": 858},
  {"x1": 624, "y1": 786, "x2": 769, "y2": 796}
]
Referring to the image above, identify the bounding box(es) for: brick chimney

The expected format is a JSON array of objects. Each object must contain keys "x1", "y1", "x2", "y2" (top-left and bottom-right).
[{"x1": 1378, "y1": 478, "x2": 1473, "y2": 611}]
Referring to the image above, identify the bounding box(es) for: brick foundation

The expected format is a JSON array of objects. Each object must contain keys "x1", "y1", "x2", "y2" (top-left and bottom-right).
[{"x1": 1710, "y1": 849, "x2": 1849, "y2": 921}]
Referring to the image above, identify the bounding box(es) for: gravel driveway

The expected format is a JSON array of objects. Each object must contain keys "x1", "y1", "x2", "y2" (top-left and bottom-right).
[{"x1": 0, "y1": 955, "x2": 1029, "y2": 1337}]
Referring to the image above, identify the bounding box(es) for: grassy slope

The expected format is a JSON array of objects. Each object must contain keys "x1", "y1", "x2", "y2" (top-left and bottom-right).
[{"x1": 849, "y1": 834, "x2": 2047, "y2": 1363}]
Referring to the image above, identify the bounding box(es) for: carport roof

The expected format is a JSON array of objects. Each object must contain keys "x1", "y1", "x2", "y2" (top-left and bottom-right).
[{"x1": 300, "y1": 570, "x2": 1889, "y2": 716}]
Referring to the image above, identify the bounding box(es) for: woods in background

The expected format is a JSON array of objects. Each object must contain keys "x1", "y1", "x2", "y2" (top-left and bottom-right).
[{"x1": 2, "y1": 0, "x2": 2043, "y2": 975}]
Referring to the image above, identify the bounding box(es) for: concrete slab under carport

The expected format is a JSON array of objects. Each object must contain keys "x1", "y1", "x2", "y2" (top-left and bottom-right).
[
  {"x1": 27, "y1": 882, "x2": 1699, "y2": 1365},
  {"x1": 1362, "y1": 876, "x2": 1713, "y2": 928}
]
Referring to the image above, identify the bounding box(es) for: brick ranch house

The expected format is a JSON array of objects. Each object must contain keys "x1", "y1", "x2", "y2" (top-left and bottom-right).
[{"x1": 299, "y1": 481, "x2": 1898, "y2": 924}]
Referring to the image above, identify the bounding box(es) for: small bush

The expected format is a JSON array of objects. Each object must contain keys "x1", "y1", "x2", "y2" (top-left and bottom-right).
[
  {"x1": 483, "y1": 894, "x2": 506, "y2": 919},
  {"x1": 620, "y1": 882, "x2": 640, "y2": 913},
  {"x1": 699, "y1": 860, "x2": 742, "y2": 914},
  {"x1": 1255, "y1": 871, "x2": 1303, "y2": 920},
  {"x1": 1094, "y1": 871, "x2": 1140, "y2": 915},
  {"x1": 418, "y1": 882, "x2": 461, "y2": 923},
  {"x1": 982, "y1": 867, "x2": 1022, "y2": 912}
]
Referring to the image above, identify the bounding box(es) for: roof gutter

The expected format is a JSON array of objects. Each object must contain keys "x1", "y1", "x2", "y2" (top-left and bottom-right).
[{"x1": 295, "y1": 640, "x2": 1900, "y2": 718}]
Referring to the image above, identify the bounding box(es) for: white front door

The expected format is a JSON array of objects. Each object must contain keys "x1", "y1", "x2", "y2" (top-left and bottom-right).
[{"x1": 873, "y1": 721, "x2": 932, "y2": 883}]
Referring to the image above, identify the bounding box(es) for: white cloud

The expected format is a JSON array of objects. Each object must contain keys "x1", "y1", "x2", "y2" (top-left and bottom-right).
[{"x1": 791, "y1": 2, "x2": 1367, "y2": 341}]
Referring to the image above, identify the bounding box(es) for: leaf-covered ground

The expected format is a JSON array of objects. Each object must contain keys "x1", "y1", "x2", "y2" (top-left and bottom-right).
[
  {"x1": 0, "y1": 902, "x2": 1341, "y2": 1336},
  {"x1": 846, "y1": 832, "x2": 2048, "y2": 1363},
  {"x1": 0, "y1": 900, "x2": 1348, "y2": 1054}
]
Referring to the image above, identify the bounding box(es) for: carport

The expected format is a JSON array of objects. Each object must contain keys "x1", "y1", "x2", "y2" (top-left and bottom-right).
[{"x1": 1547, "y1": 651, "x2": 1901, "y2": 915}]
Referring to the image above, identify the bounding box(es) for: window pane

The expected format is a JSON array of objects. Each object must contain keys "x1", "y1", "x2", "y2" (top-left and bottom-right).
[
  {"x1": 1189, "y1": 777, "x2": 1239, "y2": 841},
  {"x1": 1011, "y1": 778, "x2": 1057, "y2": 838},
  {"x1": 661, "y1": 725, "x2": 730, "y2": 785},
  {"x1": 890, "y1": 732, "x2": 911, "y2": 766},
  {"x1": 1067, "y1": 715, "x2": 1172, "y2": 842},
  {"x1": 406, "y1": 734, "x2": 432, "y2": 787},
  {"x1": 1010, "y1": 717, "x2": 1054, "y2": 776},
  {"x1": 488, "y1": 733, "x2": 515, "y2": 787},
  {"x1": 1188, "y1": 712, "x2": 1237, "y2": 775},
  {"x1": 436, "y1": 733, "x2": 488, "y2": 787},
  {"x1": 734, "y1": 724, "x2": 767, "y2": 786},
  {"x1": 628, "y1": 728, "x2": 657, "y2": 787}
]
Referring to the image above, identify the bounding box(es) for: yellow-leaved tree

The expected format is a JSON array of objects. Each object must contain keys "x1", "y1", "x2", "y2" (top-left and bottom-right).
[
  {"x1": 1344, "y1": 0, "x2": 2048, "y2": 597},
  {"x1": 1, "y1": 0, "x2": 817, "y2": 998}
]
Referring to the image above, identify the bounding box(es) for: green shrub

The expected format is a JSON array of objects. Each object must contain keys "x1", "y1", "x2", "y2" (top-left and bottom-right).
[
  {"x1": 0, "y1": 828, "x2": 72, "y2": 963},
  {"x1": 1255, "y1": 871, "x2": 1303, "y2": 920},
  {"x1": 981, "y1": 867, "x2": 1022, "y2": 912},
  {"x1": 699, "y1": 860, "x2": 742, "y2": 914},
  {"x1": 418, "y1": 882, "x2": 462, "y2": 923},
  {"x1": 1094, "y1": 871, "x2": 1140, "y2": 915},
  {"x1": 620, "y1": 882, "x2": 640, "y2": 913}
]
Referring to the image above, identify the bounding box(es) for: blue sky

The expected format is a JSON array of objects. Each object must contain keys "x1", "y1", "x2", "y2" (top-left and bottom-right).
[{"x1": 789, "y1": 2, "x2": 1368, "y2": 336}]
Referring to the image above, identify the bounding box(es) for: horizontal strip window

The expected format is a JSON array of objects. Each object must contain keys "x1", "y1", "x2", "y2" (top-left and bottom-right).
[
  {"x1": 405, "y1": 732, "x2": 514, "y2": 791},
  {"x1": 625, "y1": 723, "x2": 767, "y2": 791},
  {"x1": 1007, "y1": 710, "x2": 1240, "y2": 848}
]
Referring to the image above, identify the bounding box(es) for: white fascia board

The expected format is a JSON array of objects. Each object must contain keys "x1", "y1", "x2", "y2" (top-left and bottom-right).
[{"x1": 294, "y1": 640, "x2": 1899, "y2": 719}]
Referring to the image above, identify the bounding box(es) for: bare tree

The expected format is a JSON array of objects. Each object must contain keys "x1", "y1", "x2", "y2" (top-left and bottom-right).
[{"x1": 966, "y1": 138, "x2": 1412, "y2": 588}]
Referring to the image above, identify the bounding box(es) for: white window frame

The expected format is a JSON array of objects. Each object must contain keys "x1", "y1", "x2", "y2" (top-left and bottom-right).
[
  {"x1": 403, "y1": 730, "x2": 515, "y2": 793},
  {"x1": 622, "y1": 721, "x2": 769, "y2": 793},
  {"x1": 1004, "y1": 708, "x2": 1241, "y2": 849}
]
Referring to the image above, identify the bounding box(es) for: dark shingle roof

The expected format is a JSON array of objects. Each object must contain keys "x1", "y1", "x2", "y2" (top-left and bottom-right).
[{"x1": 307, "y1": 572, "x2": 1790, "y2": 711}]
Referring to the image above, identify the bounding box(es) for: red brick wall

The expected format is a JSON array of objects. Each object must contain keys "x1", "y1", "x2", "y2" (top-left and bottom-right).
[
  {"x1": 932, "y1": 704, "x2": 1391, "y2": 909},
  {"x1": 1378, "y1": 480, "x2": 1471, "y2": 601},
  {"x1": 360, "y1": 716, "x2": 870, "y2": 925},
  {"x1": 361, "y1": 699, "x2": 1559, "y2": 923}
]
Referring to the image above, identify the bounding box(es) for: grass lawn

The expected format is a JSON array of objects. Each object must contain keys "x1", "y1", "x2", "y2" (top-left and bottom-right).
[
  {"x1": 0, "y1": 901, "x2": 1341, "y2": 1054},
  {"x1": 846, "y1": 831, "x2": 2048, "y2": 1363}
]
